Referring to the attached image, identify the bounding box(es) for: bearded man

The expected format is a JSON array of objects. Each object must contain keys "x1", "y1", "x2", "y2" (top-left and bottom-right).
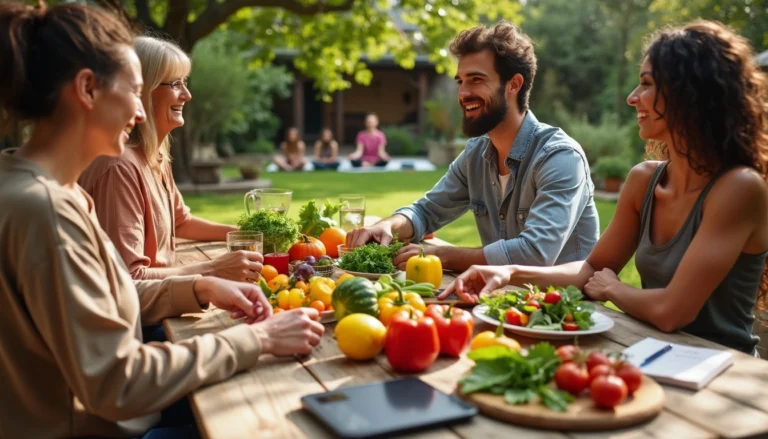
[{"x1": 347, "y1": 21, "x2": 599, "y2": 272}]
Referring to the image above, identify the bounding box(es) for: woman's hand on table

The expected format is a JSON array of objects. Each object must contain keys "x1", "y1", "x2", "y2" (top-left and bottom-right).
[
  {"x1": 252, "y1": 308, "x2": 325, "y2": 356},
  {"x1": 194, "y1": 277, "x2": 273, "y2": 323},
  {"x1": 206, "y1": 250, "x2": 263, "y2": 282},
  {"x1": 438, "y1": 265, "x2": 512, "y2": 304},
  {"x1": 584, "y1": 268, "x2": 620, "y2": 301}
]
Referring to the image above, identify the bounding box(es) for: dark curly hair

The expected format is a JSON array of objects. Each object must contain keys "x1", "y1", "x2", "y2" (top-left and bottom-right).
[{"x1": 644, "y1": 20, "x2": 768, "y2": 310}]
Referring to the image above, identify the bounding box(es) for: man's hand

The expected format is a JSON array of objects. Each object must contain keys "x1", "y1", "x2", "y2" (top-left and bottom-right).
[
  {"x1": 346, "y1": 222, "x2": 395, "y2": 247},
  {"x1": 194, "y1": 277, "x2": 273, "y2": 323},
  {"x1": 206, "y1": 251, "x2": 263, "y2": 282},
  {"x1": 393, "y1": 244, "x2": 438, "y2": 271},
  {"x1": 251, "y1": 308, "x2": 325, "y2": 356},
  {"x1": 584, "y1": 268, "x2": 620, "y2": 301},
  {"x1": 438, "y1": 265, "x2": 512, "y2": 304}
]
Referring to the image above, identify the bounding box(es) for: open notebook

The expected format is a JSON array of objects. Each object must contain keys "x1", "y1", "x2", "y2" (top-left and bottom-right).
[{"x1": 622, "y1": 337, "x2": 733, "y2": 391}]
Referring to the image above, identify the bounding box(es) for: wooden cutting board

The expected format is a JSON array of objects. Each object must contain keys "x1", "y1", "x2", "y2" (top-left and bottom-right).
[{"x1": 460, "y1": 376, "x2": 665, "y2": 431}]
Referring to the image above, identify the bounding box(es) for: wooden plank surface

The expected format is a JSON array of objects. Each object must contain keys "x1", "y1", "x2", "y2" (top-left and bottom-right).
[{"x1": 164, "y1": 240, "x2": 768, "y2": 439}]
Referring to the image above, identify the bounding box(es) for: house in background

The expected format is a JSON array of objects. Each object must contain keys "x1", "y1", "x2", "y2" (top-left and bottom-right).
[{"x1": 271, "y1": 50, "x2": 438, "y2": 147}]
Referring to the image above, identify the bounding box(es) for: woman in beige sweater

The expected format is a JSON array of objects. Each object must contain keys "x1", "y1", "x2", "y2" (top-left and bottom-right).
[
  {"x1": 79, "y1": 36, "x2": 256, "y2": 282},
  {"x1": 0, "y1": 3, "x2": 323, "y2": 438}
]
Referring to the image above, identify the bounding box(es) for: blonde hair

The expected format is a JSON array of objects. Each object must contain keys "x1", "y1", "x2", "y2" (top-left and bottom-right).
[{"x1": 129, "y1": 35, "x2": 190, "y2": 170}]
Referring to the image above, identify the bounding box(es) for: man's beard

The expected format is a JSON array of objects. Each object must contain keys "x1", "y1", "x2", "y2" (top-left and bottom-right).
[{"x1": 461, "y1": 85, "x2": 508, "y2": 138}]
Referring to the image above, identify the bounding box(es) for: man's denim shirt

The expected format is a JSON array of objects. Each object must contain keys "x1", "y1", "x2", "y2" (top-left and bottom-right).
[{"x1": 396, "y1": 111, "x2": 599, "y2": 266}]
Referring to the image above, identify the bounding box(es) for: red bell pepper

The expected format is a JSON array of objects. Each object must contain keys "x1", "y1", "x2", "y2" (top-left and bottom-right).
[
  {"x1": 385, "y1": 311, "x2": 440, "y2": 372},
  {"x1": 425, "y1": 304, "x2": 473, "y2": 357}
]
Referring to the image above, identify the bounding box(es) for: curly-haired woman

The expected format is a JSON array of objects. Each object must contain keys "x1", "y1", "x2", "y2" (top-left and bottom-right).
[{"x1": 442, "y1": 20, "x2": 768, "y2": 355}]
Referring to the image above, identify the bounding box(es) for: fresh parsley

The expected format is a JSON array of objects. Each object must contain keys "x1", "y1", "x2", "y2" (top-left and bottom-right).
[
  {"x1": 338, "y1": 241, "x2": 403, "y2": 274},
  {"x1": 236, "y1": 210, "x2": 299, "y2": 253},
  {"x1": 459, "y1": 343, "x2": 574, "y2": 412},
  {"x1": 297, "y1": 200, "x2": 342, "y2": 237}
]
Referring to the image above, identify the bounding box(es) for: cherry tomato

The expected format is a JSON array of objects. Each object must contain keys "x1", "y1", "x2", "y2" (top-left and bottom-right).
[
  {"x1": 562, "y1": 322, "x2": 579, "y2": 331},
  {"x1": 506, "y1": 307, "x2": 529, "y2": 326},
  {"x1": 309, "y1": 300, "x2": 325, "y2": 315},
  {"x1": 526, "y1": 299, "x2": 541, "y2": 309},
  {"x1": 555, "y1": 345, "x2": 581, "y2": 363},
  {"x1": 616, "y1": 363, "x2": 643, "y2": 395},
  {"x1": 589, "y1": 364, "x2": 613, "y2": 382},
  {"x1": 590, "y1": 375, "x2": 628, "y2": 409},
  {"x1": 554, "y1": 362, "x2": 590, "y2": 396},
  {"x1": 586, "y1": 351, "x2": 611, "y2": 371},
  {"x1": 544, "y1": 291, "x2": 561, "y2": 304}
]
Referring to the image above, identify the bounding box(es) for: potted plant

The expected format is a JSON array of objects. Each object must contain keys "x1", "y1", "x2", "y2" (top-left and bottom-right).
[
  {"x1": 239, "y1": 161, "x2": 262, "y2": 180},
  {"x1": 425, "y1": 77, "x2": 464, "y2": 166},
  {"x1": 593, "y1": 157, "x2": 631, "y2": 193}
]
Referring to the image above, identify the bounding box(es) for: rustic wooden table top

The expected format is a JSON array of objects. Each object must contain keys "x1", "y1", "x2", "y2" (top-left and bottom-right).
[{"x1": 165, "y1": 240, "x2": 768, "y2": 439}]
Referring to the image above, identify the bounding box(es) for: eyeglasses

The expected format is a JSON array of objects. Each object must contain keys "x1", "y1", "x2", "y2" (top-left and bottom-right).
[{"x1": 159, "y1": 78, "x2": 189, "y2": 91}]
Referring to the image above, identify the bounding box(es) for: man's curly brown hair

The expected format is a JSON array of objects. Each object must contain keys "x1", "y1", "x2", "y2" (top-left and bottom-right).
[{"x1": 644, "y1": 20, "x2": 768, "y2": 310}]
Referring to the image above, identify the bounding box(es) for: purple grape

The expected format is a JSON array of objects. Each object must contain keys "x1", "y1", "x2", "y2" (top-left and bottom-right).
[
  {"x1": 295, "y1": 263, "x2": 315, "y2": 281},
  {"x1": 304, "y1": 255, "x2": 317, "y2": 265}
]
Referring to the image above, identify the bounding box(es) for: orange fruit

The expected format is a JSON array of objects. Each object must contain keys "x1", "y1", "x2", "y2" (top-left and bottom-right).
[
  {"x1": 309, "y1": 300, "x2": 326, "y2": 314},
  {"x1": 261, "y1": 264, "x2": 279, "y2": 282},
  {"x1": 268, "y1": 274, "x2": 290, "y2": 291},
  {"x1": 273, "y1": 307, "x2": 283, "y2": 314},
  {"x1": 319, "y1": 227, "x2": 347, "y2": 258},
  {"x1": 294, "y1": 280, "x2": 309, "y2": 293}
]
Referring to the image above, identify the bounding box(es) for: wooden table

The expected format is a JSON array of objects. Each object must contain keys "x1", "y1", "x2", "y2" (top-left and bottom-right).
[{"x1": 166, "y1": 240, "x2": 768, "y2": 439}]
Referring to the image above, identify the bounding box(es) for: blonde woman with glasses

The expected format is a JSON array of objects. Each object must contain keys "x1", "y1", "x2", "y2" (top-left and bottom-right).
[{"x1": 80, "y1": 36, "x2": 262, "y2": 284}]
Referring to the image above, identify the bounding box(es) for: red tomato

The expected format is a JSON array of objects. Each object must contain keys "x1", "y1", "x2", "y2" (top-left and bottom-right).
[
  {"x1": 562, "y1": 322, "x2": 579, "y2": 331},
  {"x1": 589, "y1": 364, "x2": 613, "y2": 382},
  {"x1": 554, "y1": 362, "x2": 590, "y2": 396},
  {"x1": 555, "y1": 345, "x2": 581, "y2": 363},
  {"x1": 526, "y1": 299, "x2": 541, "y2": 309},
  {"x1": 544, "y1": 291, "x2": 561, "y2": 304},
  {"x1": 505, "y1": 307, "x2": 527, "y2": 326},
  {"x1": 590, "y1": 375, "x2": 628, "y2": 409},
  {"x1": 586, "y1": 351, "x2": 611, "y2": 371},
  {"x1": 616, "y1": 363, "x2": 643, "y2": 395}
]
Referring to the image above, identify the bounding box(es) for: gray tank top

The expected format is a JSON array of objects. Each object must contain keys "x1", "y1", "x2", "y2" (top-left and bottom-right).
[{"x1": 635, "y1": 161, "x2": 766, "y2": 354}]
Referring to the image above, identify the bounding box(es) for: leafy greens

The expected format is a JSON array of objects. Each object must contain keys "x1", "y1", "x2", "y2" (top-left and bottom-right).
[
  {"x1": 236, "y1": 210, "x2": 299, "y2": 253},
  {"x1": 338, "y1": 241, "x2": 403, "y2": 274},
  {"x1": 297, "y1": 200, "x2": 342, "y2": 237},
  {"x1": 480, "y1": 285, "x2": 595, "y2": 331},
  {"x1": 459, "y1": 343, "x2": 574, "y2": 412}
]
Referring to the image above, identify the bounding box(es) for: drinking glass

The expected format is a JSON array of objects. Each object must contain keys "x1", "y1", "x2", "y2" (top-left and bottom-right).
[
  {"x1": 244, "y1": 188, "x2": 293, "y2": 216},
  {"x1": 339, "y1": 194, "x2": 366, "y2": 232},
  {"x1": 226, "y1": 231, "x2": 263, "y2": 254}
]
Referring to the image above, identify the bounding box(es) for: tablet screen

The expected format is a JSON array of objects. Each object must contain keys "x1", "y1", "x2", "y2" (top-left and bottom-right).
[{"x1": 302, "y1": 378, "x2": 477, "y2": 438}]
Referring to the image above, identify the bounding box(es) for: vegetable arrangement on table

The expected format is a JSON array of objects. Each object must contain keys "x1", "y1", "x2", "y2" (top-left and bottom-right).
[
  {"x1": 480, "y1": 285, "x2": 595, "y2": 331},
  {"x1": 460, "y1": 343, "x2": 644, "y2": 412}
]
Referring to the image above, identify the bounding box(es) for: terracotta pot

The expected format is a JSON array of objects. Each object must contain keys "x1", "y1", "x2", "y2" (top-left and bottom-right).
[{"x1": 604, "y1": 177, "x2": 622, "y2": 193}]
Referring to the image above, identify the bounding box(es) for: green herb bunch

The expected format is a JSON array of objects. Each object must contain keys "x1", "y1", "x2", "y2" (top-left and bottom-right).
[
  {"x1": 338, "y1": 241, "x2": 404, "y2": 274},
  {"x1": 480, "y1": 285, "x2": 595, "y2": 331},
  {"x1": 460, "y1": 344, "x2": 574, "y2": 412},
  {"x1": 236, "y1": 210, "x2": 299, "y2": 253},
  {"x1": 297, "y1": 200, "x2": 342, "y2": 237}
]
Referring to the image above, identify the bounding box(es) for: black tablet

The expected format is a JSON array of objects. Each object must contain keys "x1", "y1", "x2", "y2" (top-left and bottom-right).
[{"x1": 301, "y1": 377, "x2": 478, "y2": 438}]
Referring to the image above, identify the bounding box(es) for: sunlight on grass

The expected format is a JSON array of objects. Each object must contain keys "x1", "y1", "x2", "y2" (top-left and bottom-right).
[{"x1": 185, "y1": 169, "x2": 641, "y2": 289}]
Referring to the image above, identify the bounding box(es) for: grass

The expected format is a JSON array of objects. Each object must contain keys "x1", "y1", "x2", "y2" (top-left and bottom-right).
[{"x1": 185, "y1": 168, "x2": 641, "y2": 288}]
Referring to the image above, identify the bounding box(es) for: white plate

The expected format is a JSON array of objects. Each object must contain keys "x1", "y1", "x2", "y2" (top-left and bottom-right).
[
  {"x1": 336, "y1": 269, "x2": 406, "y2": 282},
  {"x1": 472, "y1": 304, "x2": 614, "y2": 340}
]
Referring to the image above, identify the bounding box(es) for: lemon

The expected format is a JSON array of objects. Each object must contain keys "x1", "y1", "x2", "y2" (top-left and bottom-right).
[{"x1": 335, "y1": 314, "x2": 387, "y2": 360}]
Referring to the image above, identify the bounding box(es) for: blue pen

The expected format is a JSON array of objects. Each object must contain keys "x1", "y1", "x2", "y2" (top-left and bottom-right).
[{"x1": 639, "y1": 344, "x2": 673, "y2": 368}]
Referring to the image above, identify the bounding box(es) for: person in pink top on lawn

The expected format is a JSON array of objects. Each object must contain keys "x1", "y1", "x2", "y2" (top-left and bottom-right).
[{"x1": 349, "y1": 113, "x2": 391, "y2": 168}]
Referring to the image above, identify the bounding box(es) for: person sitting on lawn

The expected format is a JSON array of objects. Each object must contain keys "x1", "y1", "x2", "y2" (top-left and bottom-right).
[
  {"x1": 79, "y1": 36, "x2": 262, "y2": 283},
  {"x1": 273, "y1": 127, "x2": 307, "y2": 171},
  {"x1": 442, "y1": 20, "x2": 768, "y2": 355},
  {"x1": 312, "y1": 128, "x2": 340, "y2": 171},
  {"x1": 347, "y1": 21, "x2": 599, "y2": 272},
  {"x1": 349, "y1": 113, "x2": 391, "y2": 167},
  {"x1": 0, "y1": 4, "x2": 323, "y2": 438}
]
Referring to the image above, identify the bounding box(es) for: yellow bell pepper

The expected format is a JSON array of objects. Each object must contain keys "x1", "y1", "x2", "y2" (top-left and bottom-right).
[
  {"x1": 405, "y1": 247, "x2": 443, "y2": 289},
  {"x1": 378, "y1": 285, "x2": 427, "y2": 326}
]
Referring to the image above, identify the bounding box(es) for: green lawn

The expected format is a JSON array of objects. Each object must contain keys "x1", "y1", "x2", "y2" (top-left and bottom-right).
[{"x1": 185, "y1": 168, "x2": 641, "y2": 287}]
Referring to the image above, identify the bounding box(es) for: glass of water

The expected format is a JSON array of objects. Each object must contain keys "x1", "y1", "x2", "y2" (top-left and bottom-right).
[
  {"x1": 226, "y1": 231, "x2": 263, "y2": 254},
  {"x1": 244, "y1": 188, "x2": 293, "y2": 216},
  {"x1": 339, "y1": 194, "x2": 366, "y2": 232}
]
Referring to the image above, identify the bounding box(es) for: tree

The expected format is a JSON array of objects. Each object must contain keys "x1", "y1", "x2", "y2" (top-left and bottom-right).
[{"x1": 75, "y1": 0, "x2": 522, "y2": 181}]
